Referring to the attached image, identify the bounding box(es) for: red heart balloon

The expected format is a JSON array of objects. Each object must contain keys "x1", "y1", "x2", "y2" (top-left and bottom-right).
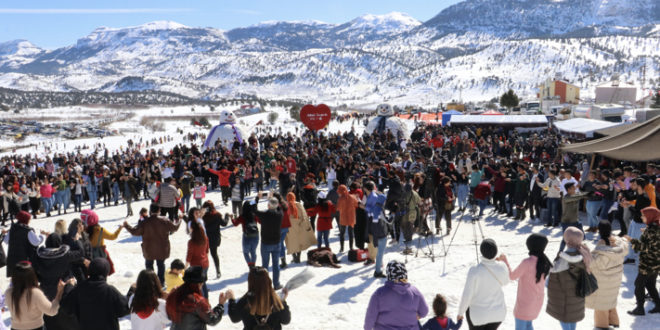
[{"x1": 300, "y1": 104, "x2": 331, "y2": 131}]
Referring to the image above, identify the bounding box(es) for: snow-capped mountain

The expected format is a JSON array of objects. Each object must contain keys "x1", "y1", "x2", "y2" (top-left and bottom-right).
[{"x1": 0, "y1": 0, "x2": 658, "y2": 106}]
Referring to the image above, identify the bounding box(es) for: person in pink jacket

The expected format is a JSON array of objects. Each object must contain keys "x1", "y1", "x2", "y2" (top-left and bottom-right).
[
  {"x1": 39, "y1": 180, "x2": 54, "y2": 217},
  {"x1": 193, "y1": 181, "x2": 207, "y2": 208},
  {"x1": 497, "y1": 234, "x2": 552, "y2": 330}
]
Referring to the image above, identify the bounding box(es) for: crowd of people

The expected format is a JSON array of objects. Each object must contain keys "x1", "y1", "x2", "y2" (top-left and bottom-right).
[{"x1": 0, "y1": 117, "x2": 659, "y2": 329}]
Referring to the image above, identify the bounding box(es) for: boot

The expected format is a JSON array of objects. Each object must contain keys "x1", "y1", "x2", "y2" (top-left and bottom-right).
[
  {"x1": 627, "y1": 306, "x2": 645, "y2": 316},
  {"x1": 280, "y1": 257, "x2": 287, "y2": 269},
  {"x1": 650, "y1": 302, "x2": 660, "y2": 314},
  {"x1": 340, "y1": 241, "x2": 344, "y2": 253},
  {"x1": 216, "y1": 270, "x2": 221, "y2": 279},
  {"x1": 293, "y1": 253, "x2": 300, "y2": 264},
  {"x1": 374, "y1": 271, "x2": 386, "y2": 278}
]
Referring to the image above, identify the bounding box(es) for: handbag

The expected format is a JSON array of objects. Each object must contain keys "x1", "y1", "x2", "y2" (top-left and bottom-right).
[{"x1": 569, "y1": 268, "x2": 598, "y2": 297}]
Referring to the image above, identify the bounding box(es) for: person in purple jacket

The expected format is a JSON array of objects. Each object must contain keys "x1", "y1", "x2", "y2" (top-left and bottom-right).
[{"x1": 364, "y1": 260, "x2": 429, "y2": 330}]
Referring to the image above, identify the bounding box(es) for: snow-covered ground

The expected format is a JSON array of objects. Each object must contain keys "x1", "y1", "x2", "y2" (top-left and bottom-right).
[{"x1": 0, "y1": 106, "x2": 657, "y2": 329}]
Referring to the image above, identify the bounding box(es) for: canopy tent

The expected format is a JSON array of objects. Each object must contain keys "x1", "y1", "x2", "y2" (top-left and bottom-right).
[
  {"x1": 442, "y1": 110, "x2": 463, "y2": 126},
  {"x1": 482, "y1": 110, "x2": 503, "y2": 115},
  {"x1": 396, "y1": 113, "x2": 442, "y2": 125},
  {"x1": 560, "y1": 116, "x2": 660, "y2": 161},
  {"x1": 449, "y1": 115, "x2": 548, "y2": 127},
  {"x1": 553, "y1": 118, "x2": 622, "y2": 139},
  {"x1": 594, "y1": 122, "x2": 640, "y2": 138}
]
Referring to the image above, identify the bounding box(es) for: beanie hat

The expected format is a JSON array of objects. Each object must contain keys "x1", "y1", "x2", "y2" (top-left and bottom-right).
[
  {"x1": 641, "y1": 207, "x2": 660, "y2": 226},
  {"x1": 526, "y1": 233, "x2": 548, "y2": 254},
  {"x1": 480, "y1": 239, "x2": 498, "y2": 260},
  {"x1": 386, "y1": 260, "x2": 407, "y2": 282},
  {"x1": 183, "y1": 266, "x2": 207, "y2": 284},
  {"x1": 81, "y1": 209, "x2": 99, "y2": 227},
  {"x1": 89, "y1": 258, "x2": 110, "y2": 280},
  {"x1": 16, "y1": 211, "x2": 31, "y2": 224},
  {"x1": 563, "y1": 226, "x2": 584, "y2": 249}
]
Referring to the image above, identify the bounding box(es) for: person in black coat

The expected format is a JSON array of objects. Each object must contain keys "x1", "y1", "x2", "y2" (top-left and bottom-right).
[
  {"x1": 4, "y1": 211, "x2": 44, "y2": 277},
  {"x1": 35, "y1": 233, "x2": 87, "y2": 330},
  {"x1": 254, "y1": 198, "x2": 284, "y2": 290},
  {"x1": 527, "y1": 167, "x2": 544, "y2": 222},
  {"x1": 61, "y1": 258, "x2": 129, "y2": 330},
  {"x1": 62, "y1": 219, "x2": 92, "y2": 283},
  {"x1": 202, "y1": 200, "x2": 228, "y2": 279}
]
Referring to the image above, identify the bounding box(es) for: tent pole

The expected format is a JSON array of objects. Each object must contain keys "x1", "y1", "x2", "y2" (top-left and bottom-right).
[{"x1": 589, "y1": 153, "x2": 596, "y2": 171}]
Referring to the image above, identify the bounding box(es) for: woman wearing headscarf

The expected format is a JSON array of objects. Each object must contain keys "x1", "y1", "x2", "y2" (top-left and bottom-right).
[
  {"x1": 624, "y1": 206, "x2": 660, "y2": 315},
  {"x1": 364, "y1": 260, "x2": 428, "y2": 330},
  {"x1": 585, "y1": 220, "x2": 628, "y2": 329},
  {"x1": 498, "y1": 233, "x2": 552, "y2": 330},
  {"x1": 546, "y1": 227, "x2": 592, "y2": 330},
  {"x1": 284, "y1": 192, "x2": 316, "y2": 264}
]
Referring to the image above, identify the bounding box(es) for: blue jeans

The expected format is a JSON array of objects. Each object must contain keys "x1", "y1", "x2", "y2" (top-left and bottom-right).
[
  {"x1": 515, "y1": 318, "x2": 534, "y2": 330},
  {"x1": 74, "y1": 194, "x2": 82, "y2": 210},
  {"x1": 585, "y1": 200, "x2": 601, "y2": 228},
  {"x1": 88, "y1": 190, "x2": 97, "y2": 209},
  {"x1": 457, "y1": 184, "x2": 469, "y2": 209},
  {"x1": 547, "y1": 198, "x2": 560, "y2": 225},
  {"x1": 279, "y1": 228, "x2": 289, "y2": 258},
  {"x1": 54, "y1": 191, "x2": 63, "y2": 210},
  {"x1": 559, "y1": 222, "x2": 583, "y2": 252},
  {"x1": 476, "y1": 198, "x2": 487, "y2": 216},
  {"x1": 182, "y1": 194, "x2": 191, "y2": 213},
  {"x1": 268, "y1": 179, "x2": 278, "y2": 191},
  {"x1": 242, "y1": 235, "x2": 259, "y2": 265},
  {"x1": 261, "y1": 243, "x2": 281, "y2": 287},
  {"x1": 600, "y1": 198, "x2": 613, "y2": 220},
  {"x1": 626, "y1": 221, "x2": 646, "y2": 261},
  {"x1": 559, "y1": 321, "x2": 576, "y2": 330},
  {"x1": 375, "y1": 236, "x2": 387, "y2": 273},
  {"x1": 62, "y1": 190, "x2": 71, "y2": 210},
  {"x1": 317, "y1": 230, "x2": 329, "y2": 249},
  {"x1": 112, "y1": 183, "x2": 120, "y2": 203},
  {"x1": 41, "y1": 197, "x2": 53, "y2": 214}
]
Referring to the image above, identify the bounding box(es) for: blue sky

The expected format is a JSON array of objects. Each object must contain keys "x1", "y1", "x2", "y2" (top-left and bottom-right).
[{"x1": 0, "y1": 0, "x2": 461, "y2": 49}]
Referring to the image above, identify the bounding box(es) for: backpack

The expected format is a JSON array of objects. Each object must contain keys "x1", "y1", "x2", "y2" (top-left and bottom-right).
[{"x1": 244, "y1": 216, "x2": 259, "y2": 238}]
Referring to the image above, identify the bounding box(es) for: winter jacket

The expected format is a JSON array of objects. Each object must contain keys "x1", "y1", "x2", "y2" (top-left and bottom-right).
[
  {"x1": 364, "y1": 281, "x2": 429, "y2": 330},
  {"x1": 546, "y1": 251, "x2": 586, "y2": 323},
  {"x1": 193, "y1": 185, "x2": 206, "y2": 199},
  {"x1": 155, "y1": 183, "x2": 180, "y2": 208},
  {"x1": 457, "y1": 259, "x2": 509, "y2": 326},
  {"x1": 561, "y1": 193, "x2": 586, "y2": 224},
  {"x1": 6, "y1": 222, "x2": 42, "y2": 277},
  {"x1": 254, "y1": 209, "x2": 283, "y2": 245},
  {"x1": 61, "y1": 278, "x2": 130, "y2": 330},
  {"x1": 40, "y1": 183, "x2": 53, "y2": 198},
  {"x1": 506, "y1": 256, "x2": 545, "y2": 321},
  {"x1": 474, "y1": 182, "x2": 491, "y2": 200},
  {"x1": 301, "y1": 184, "x2": 319, "y2": 208},
  {"x1": 35, "y1": 245, "x2": 84, "y2": 299},
  {"x1": 187, "y1": 237, "x2": 210, "y2": 269},
  {"x1": 208, "y1": 168, "x2": 232, "y2": 187},
  {"x1": 421, "y1": 317, "x2": 462, "y2": 330},
  {"x1": 89, "y1": 225, "x2": 122, "y2": 248},
  {"x1": 125, "y1": 214, "x2": 181, "y2": 261},
  {"x1": 203, "y1": 211, "x2": 228, "y2": 248},
  {"x1": 337, "y1": 187, "x2": 359, "y2": 227},
  {"x1": 306, "y1": 201, "x2": 336, "y2": 232},
  {"x1": 166, "y1": 292, "x2": 223, "y2": 330},
  {"x1": 285, "y1": 202, "x2": 316, "y2": 254},
  {"x1": 62, "y1": 232, "x2": 92, "y2": 283},
  {"x1": 365, "y1": 191, "x2": 388, "y2": 242},
  {"x1": 585, "y1": 237, "x2": 628, "y2": 310},
  {"x1": 538, "y1": 177, "x2": 562, "y2": 199},
  {"x1": 128, "y1": 296, "x2": 169, "y2": 330},
  {"x1": 5, "y1": 287, "x2": 60, "y2": 330},
  {"x1": 228, "y1": 295, "x2": 291, "y2": 330},
  {"x1": 400, "y1": 189, "x2": 421, "y2": 226},
  {"x1": 631, "y1": 223, "x2": 660, "y2": 275}
]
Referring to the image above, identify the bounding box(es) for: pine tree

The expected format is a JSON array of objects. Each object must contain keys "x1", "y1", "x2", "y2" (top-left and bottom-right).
[{"x1": 500, "y1": 89, "x2": 519, "y2": 112}]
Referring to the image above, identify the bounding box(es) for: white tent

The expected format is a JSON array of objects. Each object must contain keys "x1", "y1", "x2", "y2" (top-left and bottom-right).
[
  {"x1": 553, "y1": 118, "x2": 623, "y2": 139},
  {"x1": 449, "y1": 115, "x2": 548, "y2": 126}
]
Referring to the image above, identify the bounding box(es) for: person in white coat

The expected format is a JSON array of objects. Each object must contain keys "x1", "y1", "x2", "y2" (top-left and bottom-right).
[
  {"x1": 585, "y1": 221, "x2": 628, "y2": 329},
  {"x1": 458, "y1": 239, "x2": 509, "y2": 330}
]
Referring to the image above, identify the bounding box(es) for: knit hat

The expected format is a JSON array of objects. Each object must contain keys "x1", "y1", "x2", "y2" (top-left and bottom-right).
[
  {"x1": 89, "y1": 258, "x2": 110, "y2": 280},
  {"x1": 526, "y1": 233, "x2": 548, "y2": 254},
  {"x1": 641, "y1": 207, "x2": 660, "y2": 226},
  {"x1": 81, "y1": 209, "x2": 99, "y2": 227},
  {"x1": 268, "y1": 198, "x2": 279, "y2": 210},
  {"x1": 563, "y1": 226, "x2": 584, "y2": 248},
  {"x1": 16, "y1": 211, "x2": 31, "y2": 224},
  {"x1": 480, "y1": 239, "x2": 498, "y2": 260},
  {"x1": 183, "y1": 266, "x2": 207, "y2": 284},
  {"x1": 386, "y1": 260, "x2": 407, "y2": 282}
]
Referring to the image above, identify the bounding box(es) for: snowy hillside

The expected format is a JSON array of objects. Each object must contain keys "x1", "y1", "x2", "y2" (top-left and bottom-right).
[{"x1": 0, "y1": 0, "x2": 658, "y2": 105}]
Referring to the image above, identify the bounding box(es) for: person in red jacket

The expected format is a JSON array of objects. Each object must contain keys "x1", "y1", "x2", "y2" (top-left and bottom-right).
[
  {"x1": 485, "y1": 164, "x2": 508, "y2": 214},
  {"x1": 206, "y1": 165, "x2": 232, "y2": 206},
  {"x1": 306, "y1": 192, "x2": 336, "y2": 250},
  {"x1": 186, "y1": 218, "x2": 210, "y2": 298},
  {"x1": 474, "y1": 180, "x2": 492, "y2": 218}
]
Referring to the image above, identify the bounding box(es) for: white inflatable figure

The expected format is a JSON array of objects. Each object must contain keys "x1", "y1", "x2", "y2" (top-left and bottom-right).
[
  {"x1": 365, "y1": 104, "x2": 409, "y2": 138},
  {"x1": 203, "y1": 110, "x2": 254, "y2": 150}
]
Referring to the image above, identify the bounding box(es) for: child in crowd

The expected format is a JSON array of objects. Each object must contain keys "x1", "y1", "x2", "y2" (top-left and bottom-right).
[
  {"x1": 164, "y1": 259, "x2": 185, "y2": 293},
  {"x1": 193, "y1": 180, "x2": 206, "y2": 208},
  {"x1": 422, "y1": 294, "x2": 462, "y2": 330}
]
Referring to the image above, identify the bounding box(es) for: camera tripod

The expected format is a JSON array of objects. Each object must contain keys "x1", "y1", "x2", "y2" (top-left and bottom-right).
[{"x1": 441, "y1": 195, "x2": 486, "y2": 273}]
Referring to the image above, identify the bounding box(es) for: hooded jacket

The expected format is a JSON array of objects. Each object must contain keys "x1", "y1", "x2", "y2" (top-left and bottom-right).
[
  {"x1": 546, "y1": 251, "x2": 586, "y2": 323},
  {"x1": 457, "y1": 259, "x2": 509, "y2": 326},
  {"x1": 585, "y1": 237, "x2": 628, "y2": 310},
  {"x1": 336, "y1": 185, "x2": 359, "y2": 227},
  {"x1": 364, "y1": 281, "x2": 428, "y2": 330}
]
